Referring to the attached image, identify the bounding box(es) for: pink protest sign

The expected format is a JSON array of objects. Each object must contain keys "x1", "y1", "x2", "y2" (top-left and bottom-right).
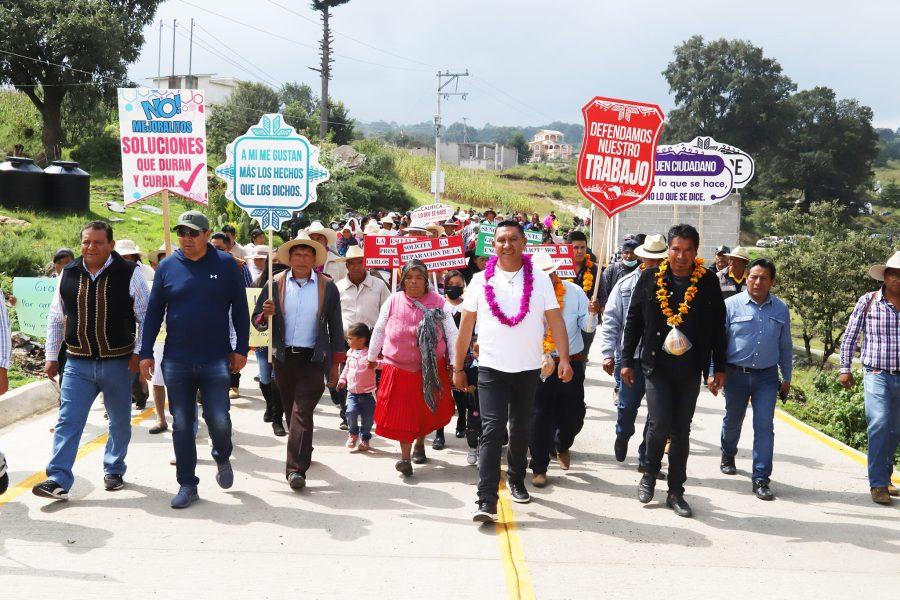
[
  {"x1": 364, "y1": 235, "x2": 427, "y2": 269},
  {"x1": 399, "y1": 236, "x2": 466, "y2": 272}
]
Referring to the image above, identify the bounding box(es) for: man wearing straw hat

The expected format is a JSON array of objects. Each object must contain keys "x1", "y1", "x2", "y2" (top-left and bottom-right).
[
  {"x1": 303, "y1": 220, "x2": 347, "y2": 282},
  {"x1": 378, "y1": 215, "x2": 398, "y2": 236},
  {"x1": 717, "y1": 246, "x2": 751, "y2": 299},
  {"x1": 252, "y1": 234, "x2": 345, "y2": 491},
  {"x1": 336, "y1": 245, "x2": 390, "y2": 334},
  {"x1": 839, "y1": 250, "x2": 900, "y2": 505}
]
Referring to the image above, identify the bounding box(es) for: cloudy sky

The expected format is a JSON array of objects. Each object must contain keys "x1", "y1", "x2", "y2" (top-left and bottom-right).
[{"x1": 130, "y1": 0, "x2": 900, "y2": 129}]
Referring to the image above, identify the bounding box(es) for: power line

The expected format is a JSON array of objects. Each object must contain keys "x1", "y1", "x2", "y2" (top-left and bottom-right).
[
  {"x1": 194, "y1": 23, "x2": 281, "y2": 84},
  {"x1": 0, "y1": 47, "x2": 113, "y2": 81},
  {"x1": 173, "y1": 26, "x2": 281, "y2": 89},
  {"x1": 470, "y1": 74, "x2": 552, "y2": 120}
]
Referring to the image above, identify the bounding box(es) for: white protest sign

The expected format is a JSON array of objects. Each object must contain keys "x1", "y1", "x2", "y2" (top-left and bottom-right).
[
  {"x1": 644, "y1": 143, "x2": 735, "y2": 205},
  {"x1": 688, "y1": 136, "x2": 755, "y2": 189},
  {"x1": 411, "y1": 203, "x2": 455, "y2": 226}
]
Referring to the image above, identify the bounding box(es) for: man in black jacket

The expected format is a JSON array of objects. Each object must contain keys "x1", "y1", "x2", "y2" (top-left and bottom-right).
[
  {"x1": 253, "y1": 235, "x2": 345, "y2": 491},
  {"x1": 621, "y1": 224, "x2": 727, "y2": 518}
]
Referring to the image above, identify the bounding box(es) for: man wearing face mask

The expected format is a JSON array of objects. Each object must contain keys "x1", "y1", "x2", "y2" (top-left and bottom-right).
[{"x1": 599, "y1": 235, "x2": 643, "y2": 308}]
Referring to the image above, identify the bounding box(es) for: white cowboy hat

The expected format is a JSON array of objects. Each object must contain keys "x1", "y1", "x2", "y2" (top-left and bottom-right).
[
  {"x1": 249, "y1": 245, "x2": 272, "y2": 259},
  {"x1": 152, "y1": 244, "x2": 168, "y2": 262},
  {"x1": 380, "y1": 215, "x2": 395, "y2": 225},
  {"x1": 724, "y1": 246, "x2": 751, "y2": 262},
  {"x1": 868, "y1": 250, "x2": 900, "y2": 281},
  {"x1": 401, "y1": 225, "x2": 429, "y2": 236},
  {"x1": 276, "y1": 233, "x2": 326, "y2": 267},
  {"x1": 302, "y1": 220, "x2": 338, "y2": 246},
  {"x1": 335, "y1": 245, "x2": 365, "y2": 262},
  {"x1": 116, "y1": 239, "x2": 144, "y2": 259},
  {"x1": 635, "y1": 234, "x2": 668, "y2": 259},
  {"x1": 531, "y1": 251, "x2": 560, "y2": 275},
  {"x1": 363, "y1": 222, "x2": 381, "y2": 235}
]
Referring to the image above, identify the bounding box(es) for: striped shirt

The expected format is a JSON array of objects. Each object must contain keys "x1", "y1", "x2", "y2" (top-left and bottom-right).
[
  {"x1": 0, "y1": 299, "x2": 11, "y2": 369},
  {"x1": 840, "y1": 289, "x2": 900, "y2": 373}
]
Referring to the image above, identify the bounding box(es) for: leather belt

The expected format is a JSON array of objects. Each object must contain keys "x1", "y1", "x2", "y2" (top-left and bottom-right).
[
  {"x1": 728, "y1": 363, "x2": 773, "y2": 374},
  {"x1": 553, "y1": 353, "x2": 585, "y2": 363},
  {"x1": 285, "y1": 346, "x2": 314, "y2": 356}
]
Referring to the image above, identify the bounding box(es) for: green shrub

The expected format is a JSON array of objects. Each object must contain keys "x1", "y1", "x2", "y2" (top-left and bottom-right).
[
  {"x1": 71, "y1": 132, "x2": 121, "y2": 175},
  {"x1": 551, "y1": 189, "x2": 563, "y2": 199}
]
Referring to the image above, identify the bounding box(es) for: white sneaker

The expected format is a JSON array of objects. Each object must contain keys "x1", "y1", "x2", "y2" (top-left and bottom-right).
[{"x1": 466, "y1": 448, "x2": 478, "y2": 466}]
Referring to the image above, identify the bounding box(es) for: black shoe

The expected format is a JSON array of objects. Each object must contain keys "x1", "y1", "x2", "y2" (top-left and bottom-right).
[
  {"x1": 135, "y1": 399, "x2": 147, "y2": 411},
  {"x1": 753, "y1": 480, "x2": 775, "y2": 501},
  {"x1": 263, "y1": 412, "x2": 273, "y2": 424},
  {"x1": 287, "y1": 472, "x2": 306, "y2": 490},
  {"x1": 638, "y1": 473, "x2": 656, "y2": 504},
  {"x1": 395, "y1": 460, "x2": 413, "y2": 477},
  {"x1": 432, "y1": 435, "x2": 445, "y2": 451},
  {"x1": 637, "y1": 465, "x2": 667, "y2": 480},
  {"x1": 666, "y1": 493, "x2": 693, "y2": 517},
  {"x1": 104, "y1": 474, "x2": 125, "y2": 491},
  {"x1": 339, "y1": 421, "x2": 349, "y2": 431},
  {"x1": 455, "y1": 429, "x2": 466, "y2": 439},
  {"x1": 473, "y1": 500, "x2": 498, "y2": 523},
  {"x1": 0, "y1": 473, "x2": 8, "y2": 495},
  {"x1": 720, "y1": 454, "x2": 737, "y2": 475},
  {"x1": 614, "y1": 438, "x2": 628, "y2": 462},
  {"x1": 272, "y1": 421, "x2": 287, "y2": 437},
  {"x1": 32, "y1": 479, "x2": 68, "y2": 501},
  {"x1": 411, "y1": 450, "x2": 427, "y2": 464},
  {"x1": 148, "y1": 423, "x2": 168, "y2": 434},
  {"x1": 508, "y1": 480, "x2": 531, "y2": 504}
]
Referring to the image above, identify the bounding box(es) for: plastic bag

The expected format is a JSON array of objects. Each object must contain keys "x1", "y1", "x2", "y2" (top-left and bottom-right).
[
  {"x1": 540, "y1": 353, "x2": 556, "y2": 381},
  {"x1": 663, "y1": 327, "x2": 692, "y2": 356}
]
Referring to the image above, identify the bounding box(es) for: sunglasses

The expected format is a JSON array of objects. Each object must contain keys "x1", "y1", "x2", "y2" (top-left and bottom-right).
[{"x1": 175, "y1": 227, "x2": 202, "y2": 238}]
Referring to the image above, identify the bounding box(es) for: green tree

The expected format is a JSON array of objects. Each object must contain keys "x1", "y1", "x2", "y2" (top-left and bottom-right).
[
  {"x1": 0, "y1": 0, "x2": 162, "y2": 162},
  {"x1": 207, "y1": 82, "x2": 281, "y2": 159},
  {"x1": 880, "y1": 178, "x2": 900, "y2": 209},
  {"x1": 506, "y1": 132, "x2": 532, "y2": 164},
  {"x1": 311, "y1": 0, "x2": 351, "y2": 139},
  {"x1": 325, "y1": 100, "x2": 356, "y2": 145},
  {"x1": 772, "y1": 201, "x2": 889, "y2": 367}
]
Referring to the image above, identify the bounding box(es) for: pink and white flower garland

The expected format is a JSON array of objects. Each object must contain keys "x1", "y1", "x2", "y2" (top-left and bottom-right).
[{"x1": 483, "y1": 254, "x2": 534, "y2": 327}]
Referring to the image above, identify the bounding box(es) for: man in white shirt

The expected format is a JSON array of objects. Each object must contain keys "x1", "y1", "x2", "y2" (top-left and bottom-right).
[
  {"x1": 455, "y1": 221, "x2": 572, "y2": 523},
  {"x1": 335, "y1": 246, "x2": 391, "y2": 334}
]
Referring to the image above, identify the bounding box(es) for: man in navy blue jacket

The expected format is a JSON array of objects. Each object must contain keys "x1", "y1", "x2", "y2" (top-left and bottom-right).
[{"x1": 140, "y1": 210, "x2": 249, "y2": 509}]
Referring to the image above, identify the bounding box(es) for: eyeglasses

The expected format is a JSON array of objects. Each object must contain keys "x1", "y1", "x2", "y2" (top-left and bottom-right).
[{"x1": 175, "y1": 227, "x2": 202, "y2": 238}]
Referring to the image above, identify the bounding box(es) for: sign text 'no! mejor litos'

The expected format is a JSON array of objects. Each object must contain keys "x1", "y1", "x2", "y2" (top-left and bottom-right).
[
  {"x1": 117, "y1": 88, "x2": 208, "y2": 205},
  {"x1": 215, "y1": 114, "x2": 330, "y2": 230}
]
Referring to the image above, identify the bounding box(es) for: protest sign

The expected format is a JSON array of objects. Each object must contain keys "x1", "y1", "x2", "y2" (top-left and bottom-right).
[
  {"x1": 688, "y1": 136, "x2": 755, "y2": 189},
  {"x1": 12, "y1": 277, "x2": 55, "y2": 339},
  {"x1": 410, "y1": 203, "x2": 455, "y2": 226},
  {"x1": 475, "y1": 224, "x2": 542, "y2": 257},
  {"x1": 118, "y1": 88, "x2": 208, "y2": 205},
  {"x1": 576, "y1": 96, "x2": 665, "y2": 217},
  {"x1": 246, "y1": 289, "x2": 270, "y2": 348},
  {"x1": 523, "y1": 245, "x2": 576, "y2": 278},
  {"x1": 398, "y1": 236, "x2": 466, "y2": 271},
  {"x1": 645, "y1": 143, "x2": 735, "y2": 205},
  {"x1": 364, "y1": 235, "x2": 427, "y2": 269}
]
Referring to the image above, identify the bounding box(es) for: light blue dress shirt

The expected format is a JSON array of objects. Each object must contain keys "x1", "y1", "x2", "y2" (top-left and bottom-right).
[
  {"x1": 283, "y1": 270, "x2": 319, "y2": 348},
  {"x1": 724, "y1": 290, "x2": 793, "y2": 381},
  {"x1": 598, "y1": 268, "x2": 641, "y2": 361},
  {"x1": 555, "y1": 280, "x2": 596, "y2": 356}
]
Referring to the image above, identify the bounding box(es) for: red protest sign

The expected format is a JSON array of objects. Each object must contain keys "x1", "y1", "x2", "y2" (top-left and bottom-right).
[
  {"x1": 576, "y1": 97, "x2": 665, "y2": 217},
  {"x1": 524, "y1": 244, "x2": 576, "y2": 278},
  {"x1": 399, "y1": 236, "x2": 466, "y2": 272},
  {"x1": 363, "y1": 235, "x2": 425, "y2": 269}
]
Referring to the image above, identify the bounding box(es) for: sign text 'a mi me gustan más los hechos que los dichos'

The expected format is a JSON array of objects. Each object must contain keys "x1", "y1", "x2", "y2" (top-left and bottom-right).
[
  {"x1": 118, "y1": 88, "x2": 208, "y2": 205},
  {"x1": 576, "y1": 97, "x2": 665, "y2": 217}
]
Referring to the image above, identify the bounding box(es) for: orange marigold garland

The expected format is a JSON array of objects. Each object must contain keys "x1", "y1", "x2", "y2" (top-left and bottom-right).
[
  {"x1": 655, "y1": 258, "x2": 706, "y2": 327},
  {"x1": 542, "y1": 277, "x2": 567, "y2": 353},
  {"x1": 567, "y1": 257, "x2": 595, "y2": 293}
]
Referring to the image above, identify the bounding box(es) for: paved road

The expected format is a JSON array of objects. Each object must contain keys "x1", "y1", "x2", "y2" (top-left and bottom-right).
[{"x1": 1, "y1": 352, "x2": 897, "y2": 599}]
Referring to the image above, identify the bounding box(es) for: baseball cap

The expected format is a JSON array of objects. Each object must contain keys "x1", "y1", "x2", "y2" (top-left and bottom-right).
[
  {"x1": 173, "y1": 210, "x2": 210, "y2": 232},
  {"x1": 715, "y1": 245, "x2": 731, "y2": 255}
]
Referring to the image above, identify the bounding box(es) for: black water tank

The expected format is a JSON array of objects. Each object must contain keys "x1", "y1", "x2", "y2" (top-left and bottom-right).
[
  {"x1": 44, "y1": 161, "x2": 90, "y2": 213},
  {"x1": 0, "y1": 156, "x2": 45, "y2": 211}
]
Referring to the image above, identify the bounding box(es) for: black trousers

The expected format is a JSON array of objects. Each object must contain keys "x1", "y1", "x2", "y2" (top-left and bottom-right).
[
  {"x1": 477, "y1": 366, "x2": 540, "y2": 503},
  {"x1": 529, "y1": 360, "x2": 587, "y2": 475},
  {"x1": 643, "y1": 362, "x2": 701, "y2": 495}
]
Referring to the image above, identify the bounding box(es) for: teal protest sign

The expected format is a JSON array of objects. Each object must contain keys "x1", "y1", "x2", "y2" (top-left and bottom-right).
[
  {"x1": 475, "y1": 224, "x2": 542, "y2": 257},
  {"x1": 12, "y1": 277, "x2": 55, "y2": 338}
]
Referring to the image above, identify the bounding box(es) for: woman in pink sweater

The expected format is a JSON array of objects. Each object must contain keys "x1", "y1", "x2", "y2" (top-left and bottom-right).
[{"x1": 368, "y1": 260, "x2": 458, "y2": 476}]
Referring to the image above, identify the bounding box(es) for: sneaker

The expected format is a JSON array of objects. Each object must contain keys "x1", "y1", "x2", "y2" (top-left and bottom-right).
[
  {"x1": 103, "y1": 474, "x2": 125, "y2": 491},
  {"x1": 507, "y1": 480, "x2": 531, "y2": 504},
  {"x1": 32, "y1": 479, "x2": 68, "y2": 501},
  {"x1": 346, "y1": 434, "x2": 359, "y2": 450},
  {"x1": 229, "y1": 388, "x2": 239, "y2": 399},
  {"x1": 216, "y1": 461, "x2": 234, "y2": 489},
  {"x1": 357, "y1": 439, "x2": 371, "y2": 452},
  {"x1": 473, "y1": 500, "x2": 497, "y2": 523},
  {"x1": 288, "y1": 472, "x2": 306, "y2": 490},
  {"x1": 171, "y1": 485, "x2": 199, "y2": 509},
  {"x1": 148, "y1": 423, "x2": 168, "y2": 434},
  {"x1": 466, "y1": 448, "x2": 478, "y2": 466}
]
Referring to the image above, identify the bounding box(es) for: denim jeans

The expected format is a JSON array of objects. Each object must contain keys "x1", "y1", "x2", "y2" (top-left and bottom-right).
[
  {"x1": 254, "y1": 347, "x2": 273, "y2": 385},
  {"x1": 346, "y1": 392, "x2": 376, "y2": 440},
  {"x1": 720, "y1": 366, "x2": 779, "y2": 482},
  {"x1": 616, "y1": 363, "x2": 648, "y2": 468},
  {"x1": 862, "y1": 369, "x2": 900, "y2": 488},
  {"x1": 162, "y1": 359, "x2": 233, "y2": 487},
  {"x1": 46, "y1": 357, "x2": 132, "y2": 491}
]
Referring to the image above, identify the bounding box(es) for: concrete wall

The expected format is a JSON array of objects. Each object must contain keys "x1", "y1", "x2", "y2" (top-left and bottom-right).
[
  {"x1": 614, "y1": 192, "x2": 742, "y2": 262},
  {"x1": 407, "y1": 143, "x2": 518, "y2": 171}
]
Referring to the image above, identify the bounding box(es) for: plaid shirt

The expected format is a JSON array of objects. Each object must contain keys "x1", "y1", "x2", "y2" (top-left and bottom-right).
[{"x1": 840, "y1": 289, "x2": 900, "y2": 373}]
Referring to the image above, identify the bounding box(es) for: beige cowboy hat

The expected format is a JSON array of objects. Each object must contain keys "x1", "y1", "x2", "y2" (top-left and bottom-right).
[
  {"x1": 116, "y1": 239, "x2": 144, "y2": 259},
  {"x1": 151, "y1": 244, "x2": 168, "y2": 263},
  {"x1": 635, "y1": 234, "x2": 668, "y2": 259},
  {"x1": 335, "y1": 245, "x2": 365, "y2": 262},
  {"x1": 401, "y1": 226, "x2": 429, "y2": 236},
  {"x1": 276, "y1": 233, "x2": 326, "y2": 267},
  {"x1": 249, "y1": 245, "x2": 272, "y2": 259},
  {"x1": 363, "y1": 221, "x2": 381, "y2": 235},
  {"x1": 531, "y1": 251, "x2": 561, "y2": 275},
  {"x1": 868, "y1": 250, "x2": 900, "y2": 281},
  {"x1": 724, "y1": 246, "x2": 751, "y2": 262},
  {"x1": 380, "y1": 215, "x2": 395, "y2": 225},
  {"x1": 303, "y1": 220, "x2": 338, "y2": 246}
]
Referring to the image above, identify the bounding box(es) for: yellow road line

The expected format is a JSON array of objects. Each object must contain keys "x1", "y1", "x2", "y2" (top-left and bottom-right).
[
  {"x1": 0, "y1": 407, "x2": 156, "y2": 506},
  {"x1": 496, "y1": 476, "x2": 536, "y2": 600},
  {"x1": 775, "y1": 409, "x2": 900, "y2": 485}
]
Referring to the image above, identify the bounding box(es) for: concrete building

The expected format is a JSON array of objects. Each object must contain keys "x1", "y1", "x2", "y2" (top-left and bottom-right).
[
  {"x1": 611, "y1": 193, "x2": 742, "y2": 263},
  {"x1": 408, "y1": 142, "x2": 518, "y2": 171},
  {"x1": 529, "y1": 129, "x2": 572, "y2": 162},
  {"x1": 146, "y1": 74, "x2": 243, "y2": 105}
]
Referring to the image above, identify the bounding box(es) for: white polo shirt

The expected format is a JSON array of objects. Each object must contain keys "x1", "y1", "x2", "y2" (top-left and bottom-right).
[{"x1": 463, "y1": 264, "x2": 559, "y2": 373}]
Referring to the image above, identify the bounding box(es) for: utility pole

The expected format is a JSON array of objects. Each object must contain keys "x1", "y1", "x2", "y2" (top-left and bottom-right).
[
  {"x1": 171, "y1": 19, "x2": 177, "y2": 80},
  {"x1": 157, "y1": 20, "x2": 163, "y2": 84},
  {"x1": 462, "y1": 117, "x2": 468, "y2": 144},
  {"x1": 188, "y1": 18, "x2": 194, "y2": 79},
  {"x1": 309, "y1": 7, "x2": 335, "y2": 140},
  {"x1": 433, "y1": 69, "x2": 469, "y2": 203}
]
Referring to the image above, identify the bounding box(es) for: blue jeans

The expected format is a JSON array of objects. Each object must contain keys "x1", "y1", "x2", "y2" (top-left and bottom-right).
[
  {"x1": 615, "y1": 363, "x2": 648, "y2": 467},
  {"x1": 346, "y1": 392, "x2": 376, "y2": 440},
  {"x1": 162, "y1": 359, "x2": 233, "y2": 487},
  {"x1": 254, "y1": 348, "x2": 273, "y2": 384},
  {"x1": 721, "y1": 366, "x2": 779, "y2": 482},
  {"x1": 46, "y1": 357, "x2": 132, "y2": 491},
  {"x1": 862, "y1": 369, "x2": 900, "y2": 488}
]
